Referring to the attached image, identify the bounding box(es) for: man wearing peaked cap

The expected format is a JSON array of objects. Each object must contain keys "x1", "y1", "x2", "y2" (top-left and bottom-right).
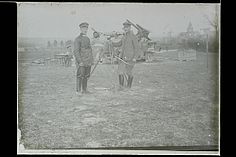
[
  {"x1": 79, "y1": 22, "x2": 89, "y2": 28},
  {"x1": 117, "y1": 20, "x2": 141, "y2": 90},
  {"x1": 123, "y1": 21, "x2": 131, "y2": 27},
  {"x1": 73, "y1": 22, "x2": 94, "y2": 95}
]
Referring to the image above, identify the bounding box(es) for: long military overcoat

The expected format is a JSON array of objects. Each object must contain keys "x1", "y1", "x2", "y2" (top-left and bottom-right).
[{"x1": 74, "y1": 33, "x2": 94, "y2": 67}]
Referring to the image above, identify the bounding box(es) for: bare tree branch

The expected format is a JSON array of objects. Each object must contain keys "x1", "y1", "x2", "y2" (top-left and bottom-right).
[
  {"x1": 203, "y1": 6, "x2": 219, "y2": 32},
  {"x1": 203, "y1": 14, "x2": 216, "y2": 28}
]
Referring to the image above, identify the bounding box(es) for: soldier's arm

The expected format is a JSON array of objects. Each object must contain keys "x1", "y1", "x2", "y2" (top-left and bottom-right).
[
  {"x1": 119, "y1": 38, "x2": 125, "y2": 58},
  {"x1": 73, "y1": 37, "x2": 82, "y2": 63},
  {"x1": 91, "y1": 39, "x2": 97, "y2": 46},
  {"x1": 114, "y1": 39, "x2": 122, "y2": 47},
  {"x1": 88, "y1": 38, "x2": 92, "y2": 49}
]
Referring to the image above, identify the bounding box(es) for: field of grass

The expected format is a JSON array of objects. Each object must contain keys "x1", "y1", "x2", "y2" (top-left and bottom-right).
[{"x1": 18, "y1": 50, "x2": 219, "y2": 149}]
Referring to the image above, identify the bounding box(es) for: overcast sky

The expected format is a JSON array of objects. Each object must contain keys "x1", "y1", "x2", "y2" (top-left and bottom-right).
[{"x1": 17, "y1": 2, "x2": 219, "y2": 39}]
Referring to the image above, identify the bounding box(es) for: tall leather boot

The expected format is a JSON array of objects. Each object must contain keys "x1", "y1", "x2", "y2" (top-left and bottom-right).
[
  {"x1": 82, "y1": 77, "x2": 91, "y2": 94},
  {"x1": 121, "y1": 75, "x2": 124, "y2": 86},
  {"x1": 82, "y1": 77, "x2": 87, "y2": 93},
  {"x1": 118, "y1": 75, "x2": 124, "y2": 91},
  {"x1": 119, "y1": 75, "x2": 122, "y2": 86},
  {"x1": 76, "y1": 77, "x2": 82, "y2": 92},
  {"x1": 119, "y1": 75, "x2": 124, "y2": 86},
  {"x1": 127, "y1": 75, "x2": 133, "y2": 88}
]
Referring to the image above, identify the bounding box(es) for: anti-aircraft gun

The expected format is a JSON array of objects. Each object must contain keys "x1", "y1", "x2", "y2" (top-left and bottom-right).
[
  {"x1": 90, "y1": 28, "x2": 124, "y2": 64},
  {"x1": 90, "y1": 21, "x2": 159, "y2": 63},
  {"x1": 91, "y1": 28, "x2": 123, "y2": 40},
  {"x1": 126, "y1": 19, "x2": 160, "y2": 62},
  {"x1": 126, "y1": 19, "x2": 151, "y2": 41}
]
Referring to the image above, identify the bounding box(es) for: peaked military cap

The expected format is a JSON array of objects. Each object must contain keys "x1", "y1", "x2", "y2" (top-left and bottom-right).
[
  {"x1": 123, "y1": 21, "x2": 131, "y2": 27},
  {"x1": 79, "y1": 22, "x2": 89, "y2": 28}
]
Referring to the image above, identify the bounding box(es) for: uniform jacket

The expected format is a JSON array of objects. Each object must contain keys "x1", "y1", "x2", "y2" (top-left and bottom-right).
[
  {"x1": 91, "y1": 38, "x2": 105, "y2": 61},
  {"x1": 120, "y1": 31, "x2": 141, "y2": 61},
  {"x1": 73, "y1": 33, "x2": 94, "y2": 66},
  {"x1": 139, "y1": 39, "x2": 149, "y2": 56}
]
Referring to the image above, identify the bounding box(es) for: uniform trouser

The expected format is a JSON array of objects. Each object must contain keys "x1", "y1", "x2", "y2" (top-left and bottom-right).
[
  {"x1": 65, "y1": 56, "x2": 72, "y2": 66},
  {"x1": 118, "y1": 60, "x2": 135, "y2": 88},
  {"x1": 76, "y1": 66, "x2": 91, "y2": 92}
]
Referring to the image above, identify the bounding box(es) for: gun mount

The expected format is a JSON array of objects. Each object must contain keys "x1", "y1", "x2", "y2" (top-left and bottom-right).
[
  {"x1": 126, "y1": 19, "x2": 151, "y2": 41},
  {"x1": 91, "y1": 21, "x2": 157, "y2": 63},
  {"x1": 91, "y1": 27, "x2": 123, "y2": 40}
]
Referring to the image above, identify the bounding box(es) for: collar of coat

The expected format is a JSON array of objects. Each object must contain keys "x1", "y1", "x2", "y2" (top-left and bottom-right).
[
  {"x1": 125, "y1": 30, "x2": 133, "y2": 36},
  {"x1": 80, "y1": 33, "x2": 87, "y2": 37}
]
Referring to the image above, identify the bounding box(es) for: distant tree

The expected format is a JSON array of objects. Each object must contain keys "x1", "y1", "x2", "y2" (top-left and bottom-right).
[
  {"x1": 187, "y1": 22, "x2": 194, "y2": 34},
  {"x1": 47, "y1": 41, "x2": 51, "y2": 48},
  {"x1": 60, "y1": 40, "x2": 64, "y2": 47},
  {"x1": 53, "y1": 40, "x2": 58, "y2": 47},
  {"x1": 203, "y1": 5, "x2": 219, "y2": 52}
]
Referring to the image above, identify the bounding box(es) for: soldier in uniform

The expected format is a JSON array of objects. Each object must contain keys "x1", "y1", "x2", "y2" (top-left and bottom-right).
[
  {"x1": 117, "y1": 21, "x2": 140, "y2": 89},
  {"x1": 73, "y1": 22, "x2": 94, "y2": 94},
  {"x1": 91, "y1": 31, "x2": 105, "y2": 63}
]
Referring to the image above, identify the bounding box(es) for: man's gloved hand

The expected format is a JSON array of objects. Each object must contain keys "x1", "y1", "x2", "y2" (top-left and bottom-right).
[
  {"x1": 95, "y1": 54, "x2": 100, "y2": 63},
  {"x1": 79, "y1": 62, "x2": 84, "y2": 66},
  {"x1": 119, "y1": 53, "x2": 122, "y2": 58}
]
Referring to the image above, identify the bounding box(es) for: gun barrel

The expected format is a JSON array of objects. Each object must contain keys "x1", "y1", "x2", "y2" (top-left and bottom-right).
[
  {"x1": 91, "y1": 27, "x2": 96, "y2": 32},
  {"x1": 126, "y1": 19, "x2": 140, "y2": 31},
  {"x1": 136, "y1": 24, "x2": 150, "y2": 33}
]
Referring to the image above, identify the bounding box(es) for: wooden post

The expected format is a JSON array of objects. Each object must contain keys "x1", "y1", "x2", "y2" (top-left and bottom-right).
[
  {"x1": 206, "y1": 33, "x2": 209, "y2": 69},
  {"x1": 108, "y1": 39, "x2": 116, "y2": 89},
  {"x1": 201, "y1": 28, "x2": 210, "y2": 71}
]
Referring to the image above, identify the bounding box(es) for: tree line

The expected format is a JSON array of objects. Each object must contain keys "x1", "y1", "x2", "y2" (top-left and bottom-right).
[{"x1": 47, "y1": 40, "x2": 65, "y2": 48}]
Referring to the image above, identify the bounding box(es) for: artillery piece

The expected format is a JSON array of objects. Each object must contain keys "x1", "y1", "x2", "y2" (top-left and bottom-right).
[
  {"x1": 126, "y1": 19, "x2": 151, "y2": 41},
  {"x1": 91, "y1": 20, "x2": 159, "y2": 63},
  {"x1": 91, "y1": 28, "x2": 123, "y2": 40}
]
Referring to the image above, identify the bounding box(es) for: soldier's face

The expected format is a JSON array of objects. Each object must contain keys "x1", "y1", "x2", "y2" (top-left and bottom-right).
[
  {"x1": 123, "y1": 26, "x2": 131, "y2": 33},
  {"x1": 93, "y1": 32, "x2": 99, "y2": 38},
  {"x1": 80, "y1": 27, "x2": 88, "y2": 34}
]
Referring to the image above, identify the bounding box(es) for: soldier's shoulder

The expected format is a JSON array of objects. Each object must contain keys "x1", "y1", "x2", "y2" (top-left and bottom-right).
[
  {"x1": 121, "y1": 35, "x2": 126, "y2": 40},
  {"x1": 131, "y1": 32, "x2": 138, "y2": 40},
  {"x1": 75, "y1": 35, "x2": 83, "y2": 42},
  {"x1": 75, "y1": 36, "x2": 80, "y2": 41},
  {"x1": 84, "y1": 35, "x2": 90, "y2": 40},
  {"x1": 130, "y1": 32, "x2": 136, "y2": 37}
]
